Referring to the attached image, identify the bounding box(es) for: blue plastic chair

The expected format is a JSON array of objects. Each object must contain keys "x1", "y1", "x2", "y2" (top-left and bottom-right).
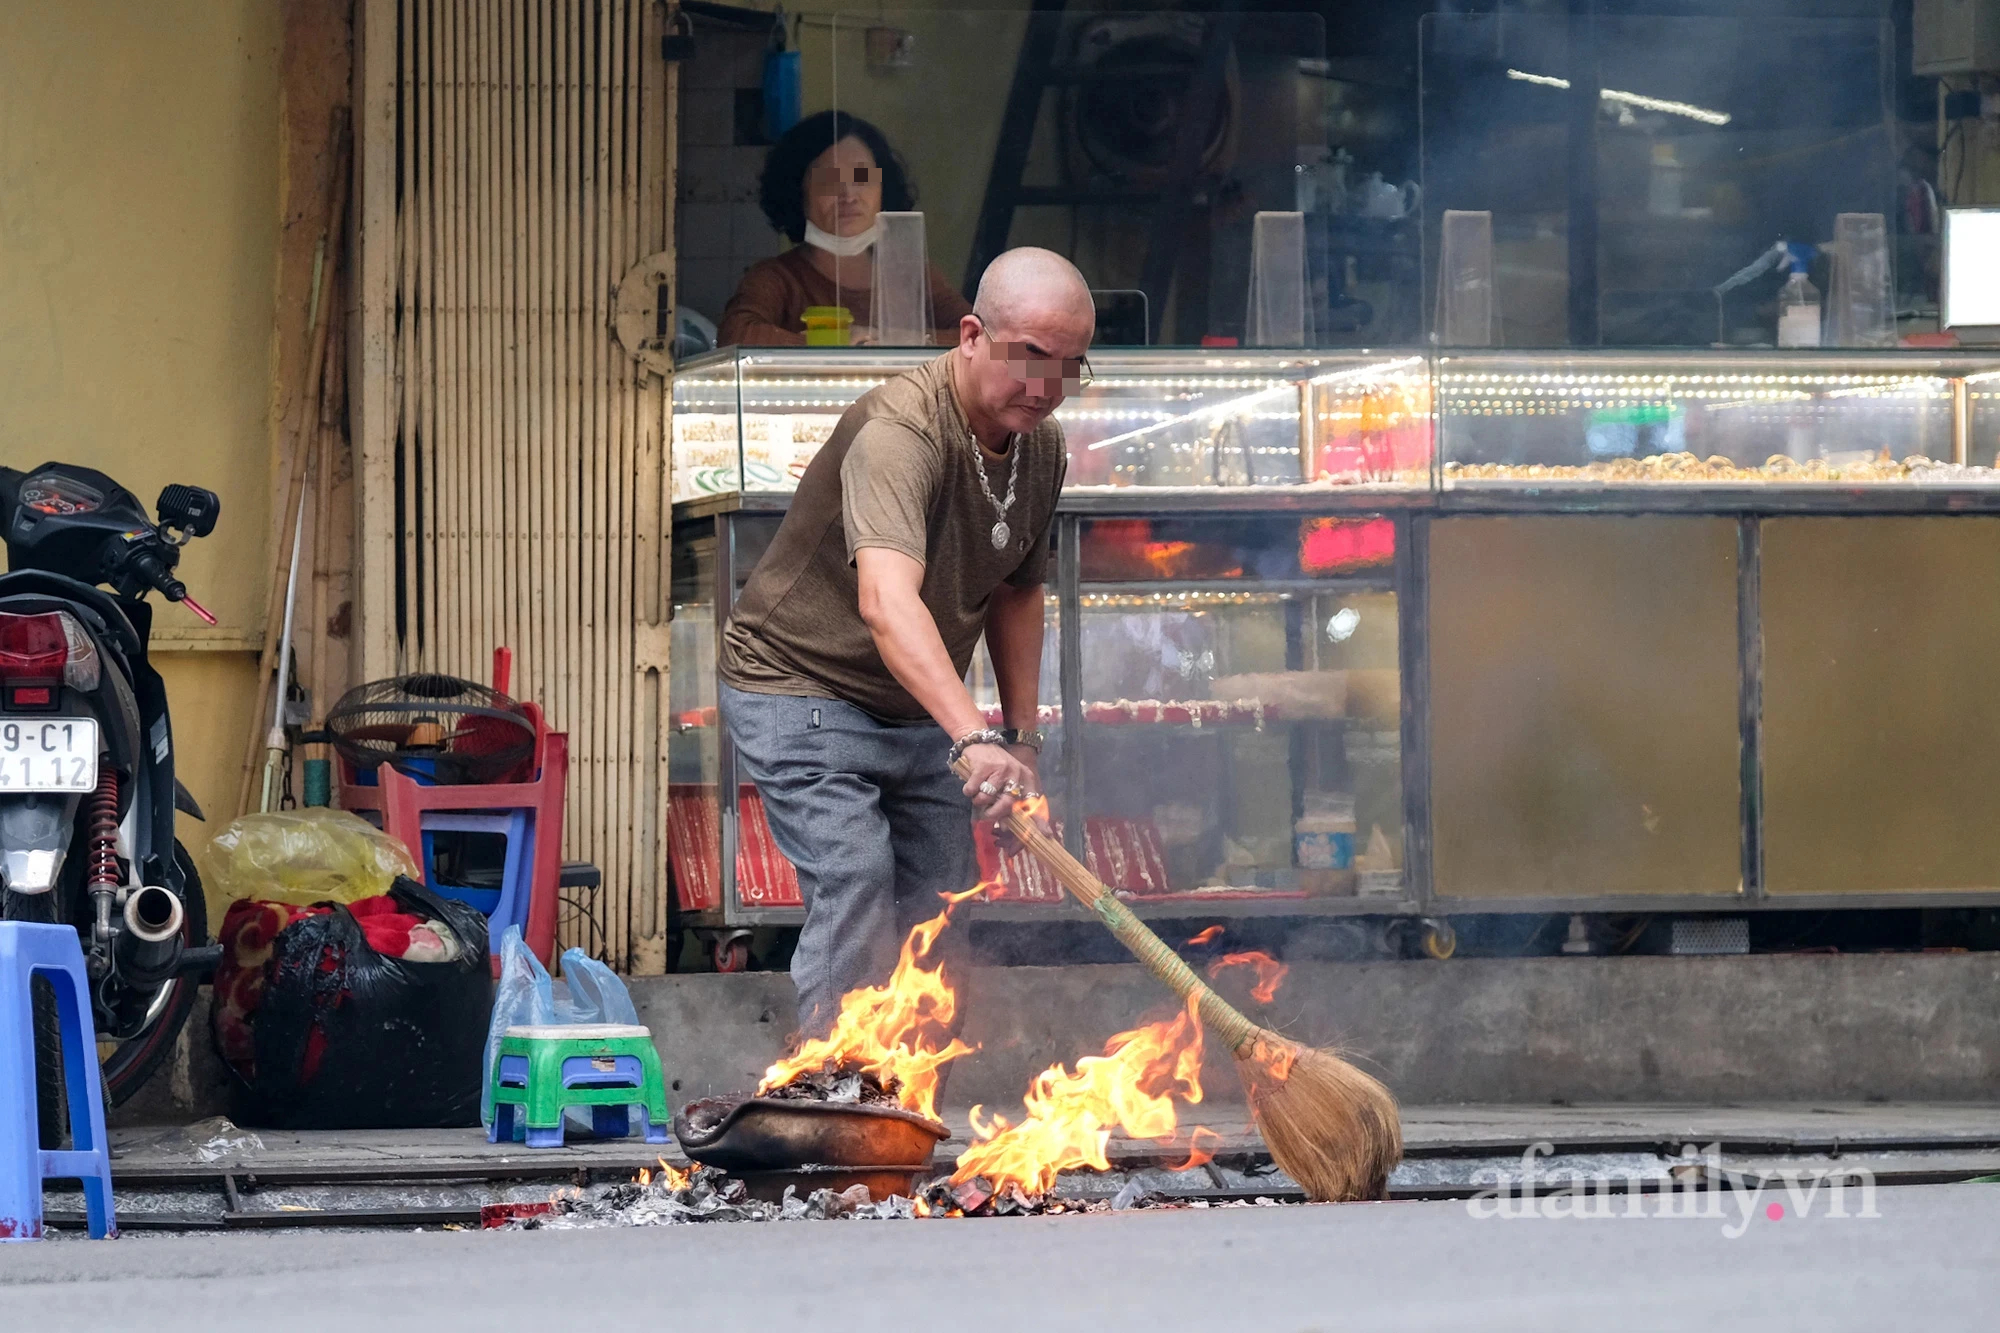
[
  {"x1": 421, "y1": 809, "x2": 533, "y2": 960},
  {"x1": 0, "y1": 922, "x2": 116, "y2": 1241}
]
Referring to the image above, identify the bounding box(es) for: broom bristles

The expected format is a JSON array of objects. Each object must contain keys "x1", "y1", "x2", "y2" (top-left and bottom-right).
[{"x1": 1234, "y1": 1038, "x2": 1402, "y2": 1203}]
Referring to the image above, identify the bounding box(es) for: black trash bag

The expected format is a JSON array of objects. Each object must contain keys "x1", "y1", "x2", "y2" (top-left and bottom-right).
[{"x1": 233, "y1": 875, "x2": 493, "y2": 1129}]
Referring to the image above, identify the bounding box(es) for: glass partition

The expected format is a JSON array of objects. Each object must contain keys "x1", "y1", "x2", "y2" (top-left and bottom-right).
[
  {"x1": 1420, "y1": 13, "x2": 1898, "y2": 348},
  {"x1": 679, "y1": 9, "x2": 1384, "y2": 351}
]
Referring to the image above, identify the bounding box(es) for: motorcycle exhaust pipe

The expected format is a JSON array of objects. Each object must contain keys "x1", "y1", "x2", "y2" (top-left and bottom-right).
[{"x1": 117, "y1": 885, "x2": 186, "y2": 986}]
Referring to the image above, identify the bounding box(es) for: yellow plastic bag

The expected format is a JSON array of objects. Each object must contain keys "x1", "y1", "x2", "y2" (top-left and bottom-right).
[{"x1": 203, "y1": 808, "x2": 421, "y2": 907}]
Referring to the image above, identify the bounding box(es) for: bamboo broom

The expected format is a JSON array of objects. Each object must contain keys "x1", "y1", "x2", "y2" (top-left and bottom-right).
[{"x1": 957, "y1": 765, "x2": 1403, "y2": 1202}]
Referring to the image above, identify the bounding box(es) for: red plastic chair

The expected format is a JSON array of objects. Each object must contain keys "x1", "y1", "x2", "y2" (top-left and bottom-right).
[{"x1": 336, "y1": 650, "x2": 568, "y2": 971}]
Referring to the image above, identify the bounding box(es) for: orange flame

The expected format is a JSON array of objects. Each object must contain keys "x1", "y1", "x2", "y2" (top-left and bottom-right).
[
  {"x1": 1015, "y1": 792, "x2": 1051, "y2": 826},
  {"x1": 1185, "y1": 925, "x2": 1224, "y2": 947},
  {"x1": 756, "y1": 889, "x2": 979, "y2": 1121},
  {"x1": 1171, "y1": 1125, "x2": 1222, "y2": 1172},
  {"x1": 950, "y1": 996, "x2": 1206, "y2": 1198},
  {"x1": 1248, "y1": 1036, "x2": 1297, "y2": 1083},
  {"x1": 1208, "y1": 950, "x2": 1289, "y2": 1004}
]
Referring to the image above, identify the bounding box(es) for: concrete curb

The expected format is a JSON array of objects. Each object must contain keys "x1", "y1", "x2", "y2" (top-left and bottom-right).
[
  {"x1": 110, "y1": 952, "x2": 2000, "y2": 1126},
  {"x1": 635, "y1": 952, "x2": 2000, "y2": 1111}
]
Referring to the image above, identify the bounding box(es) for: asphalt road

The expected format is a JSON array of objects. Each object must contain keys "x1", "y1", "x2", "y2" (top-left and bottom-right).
[{"x1": 4, "y1": 1184, "x2": 1995, "y2": 1331}]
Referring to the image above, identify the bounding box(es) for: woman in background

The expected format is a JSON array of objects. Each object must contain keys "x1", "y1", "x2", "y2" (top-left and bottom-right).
[{"x1": 718, "y1": 110, "x2": 973, "y2": 346}]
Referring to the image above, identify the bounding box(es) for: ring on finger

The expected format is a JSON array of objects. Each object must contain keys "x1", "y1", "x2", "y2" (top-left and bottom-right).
[
  {"x1": 978, "y1": 781, "x2": 999, "y2": 797},
  {"x1": 1002, "y1": 780, "x2": 1025, "y2": 797}
]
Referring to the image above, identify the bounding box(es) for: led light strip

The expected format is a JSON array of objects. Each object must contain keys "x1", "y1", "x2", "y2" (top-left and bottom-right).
[{"x1": 1505, "y1": 68, "x2": 1731, "y2": 126}]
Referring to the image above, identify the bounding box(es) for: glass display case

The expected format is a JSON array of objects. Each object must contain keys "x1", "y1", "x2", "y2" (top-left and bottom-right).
[
  {"x1": 671, "y1": 348, "x2": 1434, "y2": 505},
  {"x1": 669, "y1": 348, "x2": 2000, "y2": 953},
  {"x1": 1068, "y1": 514, "x2": 1406, "y2": 909},
  {"x1": 667, "y1": 501, "x2": 1411, "y2": 935},
  {"x1": 1437, "y1": 351, "x2": 2000, "y2": 496}
]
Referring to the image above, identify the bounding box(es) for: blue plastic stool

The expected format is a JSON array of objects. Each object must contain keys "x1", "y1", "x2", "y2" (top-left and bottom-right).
[
  {"x1": 0, "y1": 922, "x2": 116, "y2": 1240},
  {"x1": 421, "y1": 809, "x2": 533, "y2": 957}
]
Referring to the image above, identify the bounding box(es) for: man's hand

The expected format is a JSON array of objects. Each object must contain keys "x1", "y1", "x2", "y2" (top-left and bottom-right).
[{"x1": 959, "y1": 741, "x2": 1041, "y2": 827}]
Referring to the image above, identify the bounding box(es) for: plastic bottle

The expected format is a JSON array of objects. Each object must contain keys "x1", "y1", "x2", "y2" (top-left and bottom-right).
[
  {"x1": 1776, "y1": 243, "x2": 1821, "y2": 348},
  {"x1": 1648, "y1": 141, "x2": 1683, "y2": 217}
]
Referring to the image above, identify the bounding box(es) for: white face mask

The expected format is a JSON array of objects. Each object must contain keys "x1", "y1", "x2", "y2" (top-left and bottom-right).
[{"x1": 805, "y1": 220, "x2": 878, "y2": 258}]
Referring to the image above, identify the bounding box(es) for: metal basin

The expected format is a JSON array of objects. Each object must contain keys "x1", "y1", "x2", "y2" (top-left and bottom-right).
[{"x1": 674, "y1": 1096, "x2": 949, "y2": 1177}]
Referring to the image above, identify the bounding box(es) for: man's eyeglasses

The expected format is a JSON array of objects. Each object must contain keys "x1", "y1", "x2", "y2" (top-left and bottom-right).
[{"x1": 974, "y1": 319, "x2": 1093, "y2": 391}]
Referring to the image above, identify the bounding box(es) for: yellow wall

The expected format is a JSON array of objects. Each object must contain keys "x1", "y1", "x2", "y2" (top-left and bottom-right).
[{"x1": 0, "y1": 2, "x2": 281, "y2": 867}]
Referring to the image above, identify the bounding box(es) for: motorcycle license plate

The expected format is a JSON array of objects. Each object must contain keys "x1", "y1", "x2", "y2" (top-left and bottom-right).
[{"x1": 0, "y1": 717, "x2": 99, "y2": 792}]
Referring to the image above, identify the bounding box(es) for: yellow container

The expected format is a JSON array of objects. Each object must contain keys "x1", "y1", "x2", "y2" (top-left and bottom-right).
[{"x1": 802, "y1": 305, "x2": 853, "y2": 347}]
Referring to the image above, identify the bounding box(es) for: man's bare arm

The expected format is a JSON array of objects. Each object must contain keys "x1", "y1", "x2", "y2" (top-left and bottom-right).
[
  {"x1": 855, "y1": 547, "x2": 1037, "y2": 820},
  {"x1": 983, "y1": 580, "x2": 1045, "y2": 749}
]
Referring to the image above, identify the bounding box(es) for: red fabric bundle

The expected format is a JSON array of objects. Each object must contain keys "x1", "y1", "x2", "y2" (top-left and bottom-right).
[{"x1": 212, "y1": 893, "x2": 460, "y2": 1080}]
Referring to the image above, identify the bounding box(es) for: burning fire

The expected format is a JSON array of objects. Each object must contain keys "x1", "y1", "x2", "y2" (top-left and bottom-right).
[
  {"x1": 1207, "y1": 950, "x2": 1288, "y2": 1005},
  {"x1": 637, "y1": 1158, "x2": 693, "y2": 1191},
  {"x1": 1185, "y1": 925, "x2": 1224, "y2": 947},
  {"x1": 756, "y1": 888, "x2": 981, "y2": 1121},
  {"x1": 1172, "y1": 1126, "x2": 1222, "y2": 1172},
  {"x1": 950, "y1": 995, "x2": 1207, "y2": 1198}
]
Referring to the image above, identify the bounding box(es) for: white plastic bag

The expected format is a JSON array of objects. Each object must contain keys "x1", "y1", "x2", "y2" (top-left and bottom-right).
[{"x1": 481, "y1": 925, "x2": 647, "y2": 1137}]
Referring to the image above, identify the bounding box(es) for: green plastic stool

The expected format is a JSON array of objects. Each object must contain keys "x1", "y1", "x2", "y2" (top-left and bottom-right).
[{"x1": 488, "y1": 1024, "x2": 671, "y2": 1147}]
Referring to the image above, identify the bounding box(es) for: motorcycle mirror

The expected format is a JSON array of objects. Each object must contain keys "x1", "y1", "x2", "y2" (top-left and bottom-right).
[{"x1": 156, "y1": 483, "x2": 221, "y2": 540}]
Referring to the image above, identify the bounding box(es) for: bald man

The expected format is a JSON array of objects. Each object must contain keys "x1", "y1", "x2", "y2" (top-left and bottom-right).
[{"x1": 719, "y1": 246, "x2": 1095, "y2": 1033}]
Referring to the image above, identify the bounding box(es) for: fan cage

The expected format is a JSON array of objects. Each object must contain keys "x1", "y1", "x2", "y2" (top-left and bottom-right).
[{"x1": 326, "y1": 674, "x2": 538, "y2": 786}]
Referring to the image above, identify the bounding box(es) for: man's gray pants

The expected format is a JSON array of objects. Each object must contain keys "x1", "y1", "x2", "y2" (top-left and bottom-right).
[{"x1": 719, "y1": 681, "x2": 978, "y2": 1036}]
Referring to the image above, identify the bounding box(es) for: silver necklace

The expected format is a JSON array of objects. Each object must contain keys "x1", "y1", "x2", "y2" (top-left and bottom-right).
[{"x1": 971, "y1": 431, "x2": 1021, "y2": 551}]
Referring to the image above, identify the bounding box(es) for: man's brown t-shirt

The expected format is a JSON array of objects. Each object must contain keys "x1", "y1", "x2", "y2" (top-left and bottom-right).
[{"x1": 719, "y1": 352, "x2": 1065, "y2": 721}]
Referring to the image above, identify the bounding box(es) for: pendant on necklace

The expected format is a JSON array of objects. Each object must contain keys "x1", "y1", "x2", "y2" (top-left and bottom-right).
[{"x1": 991, "y1": 520, "x2": 1011, "y2": 551}]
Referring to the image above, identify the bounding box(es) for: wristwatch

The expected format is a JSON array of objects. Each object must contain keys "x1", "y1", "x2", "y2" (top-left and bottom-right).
[{"x1": 1000, "y1": 728, "x2": 1045, "y2": 753}]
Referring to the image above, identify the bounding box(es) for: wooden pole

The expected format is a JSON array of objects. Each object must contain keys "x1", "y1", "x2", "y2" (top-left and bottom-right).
[
  {"x1": 504, "y1": 0, "x2": 527, "y2": 692},
  {"x1": 560, "y1": 0, "x2": 582, "y2": 952},
  {"x1": 532, "y1": 0, "x2": 552, "y2": 749},
  {"x1": 308, "y1": 283, "x2": 348, "y2": 726},
  {"x1": 607, "y1": 0, "x2": 633, "y2": 967},
  {"x1": 474, "y1": 0, "x2": 498, "y2": 680},
  {"x1": 354, "y1": 0, "x2": 401, "y2": 684},
  {"x1": 442, "y1": 0, "x2": 466, "y2": 674},
  {"x1": 634, "y1": 0, "x2": 673, "y2": 972},
  {"x1": 236, "y1": 113, "x2": 352, "y2": 818}
]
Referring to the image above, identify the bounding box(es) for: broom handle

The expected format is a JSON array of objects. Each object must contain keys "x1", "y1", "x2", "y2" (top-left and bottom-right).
[{"x1": 954, "y1": 760, "x2": 1261, "y2": 1053}]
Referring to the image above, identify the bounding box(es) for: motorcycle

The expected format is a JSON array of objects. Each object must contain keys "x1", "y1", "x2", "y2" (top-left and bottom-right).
[{"x1": 0, "y1": 461, "x2": 223, "y2": 1126}]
